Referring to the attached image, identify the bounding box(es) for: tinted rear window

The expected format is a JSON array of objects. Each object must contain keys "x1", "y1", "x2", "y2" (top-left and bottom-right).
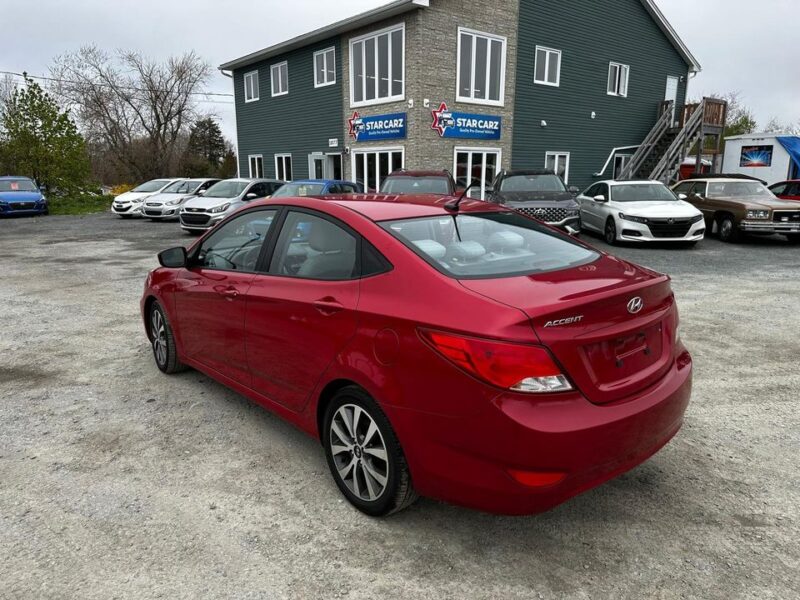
[
  {"x1": 382, "y1": 212, "x2": 598, "y2": 279},
  {"x1": 381, "y1": 176, "x2": 452, "y2": 194}
]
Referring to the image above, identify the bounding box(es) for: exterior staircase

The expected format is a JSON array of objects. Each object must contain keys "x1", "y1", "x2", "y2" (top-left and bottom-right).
[{"x1": 619, "y1": 97, "x2": 728, "y2": 184}]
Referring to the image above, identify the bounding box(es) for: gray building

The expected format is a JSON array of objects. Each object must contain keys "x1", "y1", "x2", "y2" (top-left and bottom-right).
[{"x1": 220, "y1": 0, "x2": 702, "y2": 193}]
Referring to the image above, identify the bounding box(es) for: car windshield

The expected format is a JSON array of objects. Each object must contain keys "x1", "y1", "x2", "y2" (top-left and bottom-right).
[
  {"x1": 271, "y1": 183, "x2": 326, "y2": 197},
  {"x1": 162, "y1": 180, "x2": 202, "y2": 194},
  {"x1": 0, "y1": 179, "x2": 38, "y2": 192},
  {"x1": 204, "y1": 180, "x2": 249, "y2": 199},
  {"x1": 131, "y1": 179, "x2": 172, "y2": 193},
  {"x1": 611, "y1": 183, "x2": 677, "y2": 202},
  {"x1": 499, "y1": 174, "x2": 567, "y2": 193},
  {"x1": 707, "y1": 181, "x2": 774, "y2": 199},
  {"x1": 381, "y1": 176, "x2": 452, "y2": 194},
  {"x1": 382, "y1": 212, "x2": 598, "y2": 279}
]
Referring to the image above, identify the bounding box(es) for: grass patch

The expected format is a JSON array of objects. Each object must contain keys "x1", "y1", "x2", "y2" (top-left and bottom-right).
[{"x1": 48, "y1": 194, "x2": 114, "y2": 216}]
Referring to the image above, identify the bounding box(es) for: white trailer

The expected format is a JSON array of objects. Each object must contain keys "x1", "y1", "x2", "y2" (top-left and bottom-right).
[{"x1": 722, "y1": 133, "x2": 800, "y2": 184}]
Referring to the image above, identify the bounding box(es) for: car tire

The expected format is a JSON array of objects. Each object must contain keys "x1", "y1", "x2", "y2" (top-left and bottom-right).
[
  {"x1": 716, "y1": 215, "x2": 740, "y2": 243},
  {"x1": 149, "y1": 301, "x2": 186, "y2": 374},
  {"x1": 604, "y1": 217, "x2": 618, "y2": 245},
  {"x1": 323, "y1": 386, "x2": 417, "y2": 517}
]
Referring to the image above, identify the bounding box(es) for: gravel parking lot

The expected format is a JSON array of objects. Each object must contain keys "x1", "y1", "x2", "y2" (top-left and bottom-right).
[{"x1": 1, "y1": 212, "x2": 798, "y2": 599}]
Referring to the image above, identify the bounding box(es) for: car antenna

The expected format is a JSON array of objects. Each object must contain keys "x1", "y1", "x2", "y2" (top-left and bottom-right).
[{"x1": 445, "y1": 180, "x2": 479, "y2": 212}]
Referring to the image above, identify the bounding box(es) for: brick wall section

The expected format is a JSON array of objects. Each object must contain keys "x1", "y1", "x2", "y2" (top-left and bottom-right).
[{"x1": 340, "y1": 0, "x2": 519, "y2": 179}]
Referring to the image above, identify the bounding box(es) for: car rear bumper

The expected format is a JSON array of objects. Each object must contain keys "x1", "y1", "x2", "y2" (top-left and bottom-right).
[
  {"x1": 740, "y1": 221, "x2": 800, "y2": 234},
  {"x1": 390, "y1": 350, "x2": 692, "y2": 515}
]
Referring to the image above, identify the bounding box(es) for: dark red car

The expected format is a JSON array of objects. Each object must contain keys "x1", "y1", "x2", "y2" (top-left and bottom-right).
[
  {"x1": 142, "y1": 193, "x2": 692, "y2": 516},
  {"x1": 768, "y1": 180, "x2": 800, "y2": 202}
]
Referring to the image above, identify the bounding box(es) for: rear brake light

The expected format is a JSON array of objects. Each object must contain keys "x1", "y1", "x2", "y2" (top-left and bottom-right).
[{"x1": 420, "y1": 329, "x2": 573, "y2": 393}]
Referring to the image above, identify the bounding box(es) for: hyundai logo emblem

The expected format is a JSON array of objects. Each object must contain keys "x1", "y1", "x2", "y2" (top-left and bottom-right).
[{"x1": 627, "y1": 297, "x2": 644, "y2": 314}]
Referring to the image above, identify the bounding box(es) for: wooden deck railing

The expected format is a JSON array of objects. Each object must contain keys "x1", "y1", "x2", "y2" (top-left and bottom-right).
[{"x1": 680, "y1": 98, "x2": 727, "y2": 129}]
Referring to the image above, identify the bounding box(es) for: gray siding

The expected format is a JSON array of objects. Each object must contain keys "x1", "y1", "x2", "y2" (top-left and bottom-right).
[
  {"x1": 512, "y1": 0, "x2": 690, "y2": 189},
  {"x1": 233, "y1": 36, "x2": 343, "y2": 180}
]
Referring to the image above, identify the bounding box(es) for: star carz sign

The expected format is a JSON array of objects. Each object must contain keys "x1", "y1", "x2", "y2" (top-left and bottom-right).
[
  {"x1": 348, "y1": 111, "x2": 407, "y2": 142},
  {"x1": 431, "y1": 102, "x2": 501, "y2": 140}
]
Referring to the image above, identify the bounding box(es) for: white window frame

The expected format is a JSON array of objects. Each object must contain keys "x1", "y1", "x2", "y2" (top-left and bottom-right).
[
  {"x1": 275, "y1": 153, "x2": 292, "y2": 181},
  {"x1": 456, "y1": 27, "x2": 507, "y2": 107},
  {"x1": 350, "y1": 146, "x2": 405, "y2": 191},
  {"x1": 248, "y1": 154, "x2": 264, "y2": 178},
  {"x1": 613, "y1": 153, "x2": 632, "y2": 179},
  {"x1": 349, "y1": 23, "x2": 405, "y2": 108},
  {"x1": 607, "y1": 62, "x2": 630, "y2": 97},
  {"x1": 453, "y1": 146, "x2": 503, "y2": 201},
  {"x1": 534, "y1": 46, "x2": 561, "y2": 87},
  {"x1": 271, "y1": 61, "x2": 289, "y2": 97},
  {"x1": 314, "y1": 47, "x2": 336, "y2": 88},
  {"x1": 545, "y1": 151, "x2": 570, "y2": 183},
  {"x1": 244, "y1": 70, "x2": 259, "y2": 103}
]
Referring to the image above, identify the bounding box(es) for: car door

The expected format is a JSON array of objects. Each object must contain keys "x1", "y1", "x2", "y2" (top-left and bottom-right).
[
  {"x1": 173, "y1": 208, "x2": 279, "y2": 384},
  {"x1": 244, "y1": 209, "x2": 361, "y2": 411},
  {"x1": 582, "y1": 183, "x2": 609, "y2": 231},
  {"x1": 688, "y1": 182, "x2": 717, "y2": 219}
]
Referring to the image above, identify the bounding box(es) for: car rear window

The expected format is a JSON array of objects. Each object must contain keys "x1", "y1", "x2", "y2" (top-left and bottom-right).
[
  {"x1": 381, "y1": 176, "x2": 452, "y2": 195},
  {"x1": 381, "y1": 212, "x2": 598, "y2": 279}
]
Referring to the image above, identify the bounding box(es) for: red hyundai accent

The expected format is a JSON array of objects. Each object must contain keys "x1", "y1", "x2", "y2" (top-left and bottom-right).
[{"x1": 141, "y1": 193, "x2": 692, "y2": 516}]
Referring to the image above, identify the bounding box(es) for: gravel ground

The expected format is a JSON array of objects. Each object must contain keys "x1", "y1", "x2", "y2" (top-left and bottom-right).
[{"x1": 1, "y1": 212, "x2": 798, "y2": 599}]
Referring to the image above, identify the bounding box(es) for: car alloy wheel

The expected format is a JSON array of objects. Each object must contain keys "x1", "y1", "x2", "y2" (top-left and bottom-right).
[
  {"x1": 323, "y1": 387, "x2": 417, "y2": 516},
  {"x1": 149, "y1": 301, "x2": 186, "y2": 374},
  {"x1": 605, "y1": 218, "x2": 618, "y2": 245},
  {"x1": 717, "y1": 215, "x2": 740, "y2": 243}
]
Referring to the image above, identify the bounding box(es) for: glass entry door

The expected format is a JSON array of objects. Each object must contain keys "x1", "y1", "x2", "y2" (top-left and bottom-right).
[
  {"x1": 454, "y1": 148, "x2": 501, "y2": 199},
  {"x1": 353, "y1": 148, "x2": 404, "y2": 192},
  {"x1": 308, "y1": 153, "x2": 343, "y2": 180}
]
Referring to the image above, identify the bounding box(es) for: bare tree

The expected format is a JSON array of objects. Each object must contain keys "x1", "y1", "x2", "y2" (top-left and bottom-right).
[
  {"x1": 763, "y1": 117, "x2": 800, "y2": 135},
  {"x1": 51, "y1": 46, "x2": 210, "y2": 181},
  {"x1": 0, "y1": 74, "x2": 17, "y2": 113}
]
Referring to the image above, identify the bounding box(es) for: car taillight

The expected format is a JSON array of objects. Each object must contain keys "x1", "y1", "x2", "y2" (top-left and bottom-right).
[{"x1": 419, "y1": 330, "x2": 573, "y2": 393}]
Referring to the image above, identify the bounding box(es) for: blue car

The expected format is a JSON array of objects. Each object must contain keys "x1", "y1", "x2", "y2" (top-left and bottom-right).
[
  {"x1": 270, "y1": 179, "x2": 363, "y2": 199},
  {"x1": 0, "y1": 176, "x2": 48, "y2": 217}
]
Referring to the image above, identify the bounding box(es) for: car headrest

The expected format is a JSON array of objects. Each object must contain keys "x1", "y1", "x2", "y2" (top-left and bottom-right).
[
  {"x1": 445, "y1": 241, "x2": 485, "y2": 264},
  {"x1": 308, "y1": 220, "x2": 355, "y2": 253},
  {"x1": 487, "y1": 231, "x2": 525, "y2": 254}
]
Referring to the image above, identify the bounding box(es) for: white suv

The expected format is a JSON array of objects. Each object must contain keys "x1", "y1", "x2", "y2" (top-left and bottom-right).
[{"x1": 578, "y1": 180, "x2": 706, "y2": 246}]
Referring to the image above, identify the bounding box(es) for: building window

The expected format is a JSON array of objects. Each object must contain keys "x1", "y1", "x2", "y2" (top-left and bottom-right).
[
  {"x1": 248, "y1": 155, "x2": 264, "y2": 178},
  {"x1": 457, "y1": 28, "x2": 507, "y2": 106},
  {"x1": 271, "y1": 61, "x2": 289, "y2": 97},
  {"x1": 244, "y1": 71, "x2": 259, "y2": 102},
  {"x1": 454, "y1": 148, "x2": 501, "y2": 200},
  {"x1": 350, "y1": 24, "x2": 404, "y2": 107},
  {"x1": 352, "y1": 148, "x2": 404, "y2": 192},
  {"x1": 275, "y1": 154, "x2": 292, "y2": 181},
  {"x1": 534, "y1": 46, "x2": 561, "y2": 87},
  {"x1": 545, "y1": 152, "x2": 570, "y2": 182},
  {"x1": 314, "y1": 47, "x2": 336, "y2": 88},
  {"x1": 613, "y1": 154, "x2": 632, "y2": 179},
  {"x1": 608, "y1": 62, "x2": 629, "y2": 97}
]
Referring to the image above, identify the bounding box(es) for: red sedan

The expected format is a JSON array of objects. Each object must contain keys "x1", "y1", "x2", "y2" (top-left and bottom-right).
[
  {"x1": 769, "y1": 180, "x2": 800, "y2": 201},
  {"x1": 141, "y1": 193, "x2": 692, "y2": 516}
]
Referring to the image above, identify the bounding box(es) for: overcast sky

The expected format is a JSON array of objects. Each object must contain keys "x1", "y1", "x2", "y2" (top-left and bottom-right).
[{"x1": 3, "y1": 0, "x2": 798, "y2": 144}]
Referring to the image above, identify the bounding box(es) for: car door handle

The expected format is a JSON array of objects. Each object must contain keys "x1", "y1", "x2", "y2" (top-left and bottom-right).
[
  {"x1": 313, "y1": 297, "x2": 344, "y2": 316},
  {"x1": 214, "y1": 285, "x2": 240, "y2": 300}
]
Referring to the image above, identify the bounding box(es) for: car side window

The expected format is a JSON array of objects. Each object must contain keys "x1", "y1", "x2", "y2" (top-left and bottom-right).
[
  {"x1": 269, "y1": 211, "x2": 358, "y2": 281},
  {"x1": 595, "y1": 183, "x2": 609, "y2": 198},
  {"x1": 339, "y1": 184, "x2": 358, "y2": 194},
  {"x1": 199, "y1": 180, "x2": 216, "y2": 192},
  {"x1": 673, "y1": 182, "x2": 693, "y2": 194},
  {"x1": 691, "y1": 182, "x2": 707, "y2": 197},
  {"x1": 195, "y1": 209, "x2": 277, "y2": 272},
  {"x1": 248, "y1": 183, "x2": 268, "y2": 199},
  {"x1": 788, "y1": 183, "x2": 800, "y2": 196},
  {"x1": 584, "y1": 184, "x2": 598, "y2": 197},
  {"x1": 770, "y1": 183, "x2": 787, "y2": 196}
]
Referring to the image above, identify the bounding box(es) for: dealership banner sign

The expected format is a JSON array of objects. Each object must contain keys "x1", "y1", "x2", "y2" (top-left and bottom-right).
[
  {"x1": 348, "y1": 112, "x2": 407, "y2": 142},
  {"x1": 740, "y1": 145, "x2": 773, "y2": 168},
  {"x1": 431, "y1": 102, "x2": 501, "y2": 140}
]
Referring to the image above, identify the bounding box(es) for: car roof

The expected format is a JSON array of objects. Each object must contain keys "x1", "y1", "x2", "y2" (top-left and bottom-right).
[
  {"x1": 501, "y1": 169, "x2": 558, "y2": 177},
  {"x1": 386, "y1": 170, "x2": 452, "y2": 178},
  {"x1": 0, "y1": 175, "x2": 34, "y2": 180},
  {"x1": 604, "y1": 179, "x2": 665, "y2": 186},
  {"x1": 288, "y1": 179, "x2": 357, "y2": 185},
  {"x1": 682, "y1": 174, "x2": 766, "y2": 183},
  {"x1": 255, "y1": 193, "x2": 509, "y2": 221}
]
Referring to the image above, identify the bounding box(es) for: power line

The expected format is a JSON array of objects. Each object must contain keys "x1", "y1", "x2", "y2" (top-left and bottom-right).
[{"x1": 0, "y1": 69, "x2": 234, "y2": 100}]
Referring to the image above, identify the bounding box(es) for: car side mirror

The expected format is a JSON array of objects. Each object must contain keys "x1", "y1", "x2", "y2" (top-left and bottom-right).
[
  {"x1": 245, "y1": 192, "x2": 258, "y2": 200},
  {"x1": 568, "y1": 185, "x2": 580, "y2": 195},
  {"x1": 678, "y1": 193, "x2": 688, "y2": 200},
  {"x1": 158, "y1": 246, "x2": 187, "y2": 268},
  {"x1": 196, "y1": 189, "x2": 206, "y2": 196},
  {"x1": 593, "y1": 195, "x2": 607, "y2": 203}
]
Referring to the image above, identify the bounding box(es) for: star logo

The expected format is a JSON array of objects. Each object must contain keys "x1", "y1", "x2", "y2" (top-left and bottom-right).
[
  {"x1": 348, "y1": 111, "x2": 365, "y2": 141},
  {"x1": 431, "y1": 102, "x2": 456, "y2": 137}
]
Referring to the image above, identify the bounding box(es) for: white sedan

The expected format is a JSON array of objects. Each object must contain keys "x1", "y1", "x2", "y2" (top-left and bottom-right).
[
  {"x1": 577, "y1": 180, "x2": 706, "y2": 245},
  {"x1": 111, "y1": 179, "x2": 181, "y2": 218}
]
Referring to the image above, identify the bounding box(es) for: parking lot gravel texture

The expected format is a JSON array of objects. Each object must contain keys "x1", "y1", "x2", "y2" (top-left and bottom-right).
[{"x1": 1, "y1": 213, "x2": 798, "y2": 599}]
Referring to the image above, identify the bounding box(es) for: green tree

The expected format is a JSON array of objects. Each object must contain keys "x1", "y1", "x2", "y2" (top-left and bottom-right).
[
  {"x1": 181, "y1": 117, "x2": 236, "y2": 177},
  {"x1": 0, "y1": 76, "x2": 90, "y2": 193}
]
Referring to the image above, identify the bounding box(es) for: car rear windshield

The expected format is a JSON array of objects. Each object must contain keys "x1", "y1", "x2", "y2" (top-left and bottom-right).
[
  {"x1": 707, "y1": 181, "x2": 774, "y2": 199},
  {"x1": 611, "y1": 183, "x2": 677, "y2": 202},
  {"x1": 271, "y1": 183, "x2": 326, "y2": 197},
  {"x1": 382, "y1": 212, "x2": 599, "y2": 279},
  {"x1": 0, "y1": 179, "x2": 38, "y2": 192},
  {"x1": 131, "y1": 179, "x2": 172, "y2": 193},
  {"x1": 381, "y1": 176, "x2": 452, "y2": 195},
  {"x1": 204, "y1": 181, "x2": 249, "y2": 198},
  {"x1": 498, "y1": 174, "x2": 566, "y2": 193}
]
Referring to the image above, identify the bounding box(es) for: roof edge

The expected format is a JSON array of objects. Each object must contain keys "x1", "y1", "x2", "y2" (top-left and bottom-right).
[
  {"x1": 639, "y1": 0, "x2": 702, "y2": 73},
  {"x1": 219, "y1": 0, "x2": 429, "y2": 71}
]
